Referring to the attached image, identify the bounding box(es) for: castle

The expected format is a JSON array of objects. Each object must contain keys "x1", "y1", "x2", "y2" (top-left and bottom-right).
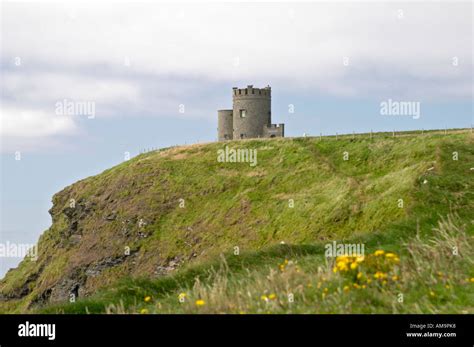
[{"x1": 217, "y1": 85, "x2": 284, "y2": 141}]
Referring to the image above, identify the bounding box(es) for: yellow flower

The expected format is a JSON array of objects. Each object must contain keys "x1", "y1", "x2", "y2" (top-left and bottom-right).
[
  {"x1": 268, "y1": 293, "x2": 277, "y2": 300},
  {"x1": 362, "y1": 284, "x2": 367, "y2": 289},
  {"x1": 343, "y1": 285, "x2": 350, "y2": 292},
  {"x1": 323, "y1": 287, "x2": 329, "y2": 293},
  {"x1": 355, "y1": 256, "x2": 365, "y2": 263},
  {"x1": 470, "y1": 278, "x2": 474, "y2": 283},
  {"x1": 336, "y1": 261, "x2": 349, "y2": 272},
  {"x1": 261, "y1": 295, "x2": 268, "y2": 302},
  {"x1": 445, "y1": 284, "x2": 451, "y2": 289},
  {"x1": 178, "y1": 293, "x2": 187, "y2": 302},
  {"x1": 385, "y1": 253, "x2": 396, "y2": 259},
  {"x1": 374, "y1": 271, "x2": 387, "y2": 280},
  {"x1": 357, "y1": 272, "x2": 363, "y2": 280},
  {"x1": 353, "y1": 283, "x2": 360, "y2": 289},
  {"x1": 195, "y1": 299, "x2": 206, "y2": 306},
  {"x1": 350, "y1": 262, "x2": 358, "y2": 270},
  {"x1": 429, "y1": 291, "x2": 436, "y2": 297},
  {"x1": 374, "y1": 250, "x2": 385, "y2": 256},
  {"x1": 332, "y1": 266, "x2": 338, "y2": 273},
  {"x1": 140, "y1": 308, "x2": 148, "y2": 314},
  {"x1": 144, "y1": 296, "x2": 152, "y2": 303},
  {"x1": 391, "y1": 275, "x2": 399, "y2": 281}
]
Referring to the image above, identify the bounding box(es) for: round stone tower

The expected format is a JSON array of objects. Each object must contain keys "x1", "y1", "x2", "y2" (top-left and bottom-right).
[
  {"x1": 217, "y1": 109, "x2": 233, "y2": 141},
  {"x1": 232, "y1": 85, "x2": 271, "y2": 139}
]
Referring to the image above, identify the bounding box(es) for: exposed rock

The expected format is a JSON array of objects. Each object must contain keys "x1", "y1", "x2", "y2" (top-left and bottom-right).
[{"x1": 154, "y1": 256, "x2": 183, "y2": 276}]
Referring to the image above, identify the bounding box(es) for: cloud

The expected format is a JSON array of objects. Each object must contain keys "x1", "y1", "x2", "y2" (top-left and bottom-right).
[
  {"x1": 2, "y1": 2, "x2": 471, "y2": 93},
  {"x1": 1, "y1": 107, "x2": 76, "y2": 138},
  {"x1": 0, "y1": 106, "x2": 79, "y2": 152}
]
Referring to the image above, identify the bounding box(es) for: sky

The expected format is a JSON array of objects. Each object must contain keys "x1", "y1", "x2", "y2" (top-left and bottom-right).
[{"x1": 0, "y1": 1, "x2": 472, "y2": 277}]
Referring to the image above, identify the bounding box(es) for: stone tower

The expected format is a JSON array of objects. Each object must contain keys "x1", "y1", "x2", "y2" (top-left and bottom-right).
[
  {"x1": 217, "y1": 85, "x2": 284, "y2": 141},
  {"x1": 217, "y1": 109, "x2": 233, "y2": 141}
]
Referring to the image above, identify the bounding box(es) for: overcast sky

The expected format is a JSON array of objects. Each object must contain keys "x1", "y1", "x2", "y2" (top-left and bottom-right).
[{"x1": 0, "y1": 1, "x2": 472, "y2": 276}]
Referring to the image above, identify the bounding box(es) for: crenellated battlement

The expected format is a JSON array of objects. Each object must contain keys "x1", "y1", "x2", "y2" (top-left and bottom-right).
[{"x1": 232, "y1": 85, "x2": 271, "y2": 98}]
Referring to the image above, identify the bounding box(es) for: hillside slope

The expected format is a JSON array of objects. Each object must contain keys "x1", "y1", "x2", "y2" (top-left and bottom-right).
[{"x1": 1, "y1": 130, "x2": 473, "y2": 313}]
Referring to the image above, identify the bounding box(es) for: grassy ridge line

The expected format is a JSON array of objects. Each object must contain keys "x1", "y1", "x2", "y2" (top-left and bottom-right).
[
  {"x1": 38, "y1": 132, "x2": 474, "y2": 314},
  {"x1": 1, "y1": 131, "x2": 472, "y2": 313}
]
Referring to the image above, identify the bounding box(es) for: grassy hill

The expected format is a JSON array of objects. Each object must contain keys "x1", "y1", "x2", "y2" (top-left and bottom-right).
[{"x1": 1, "y1": 129, "x2": 473, "y2": 313}]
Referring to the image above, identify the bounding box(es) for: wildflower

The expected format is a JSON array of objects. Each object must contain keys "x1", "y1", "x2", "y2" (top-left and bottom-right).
[
  {"x1": 385, "y1": 253, "x2": 396, "y2": 259},
  {"x1": 429, "y1": 291, "x2": 436, "y2": 297},
  {"x1": 391, "y1": 275, "x2": 399, "y2": 281},
  {"x1": 336, "y1": 261, "x2": 349, "y2": 272},
  {"x1": 316, "y1": 282, "x2": 322, "y2": 289},
  {"x1": 355, "y1": 256, "x2": 365, "y2": 263},
  {"x1": 261, "y1": 295, "x2": 268, "y2": 302},
  {"x1": 374, "y1": 250, "x2": 385, "y2": 256},
  {"x1": 343, "y1": 285, "x2": 350, "y2": 292},
  {"x1": 445, "y1": 284, "x2": 451, "y2": 289},
  {"x1": 357, "y1": 272, "x2": 363, "y2": 280},
  {"x1": 323, "y1": 288, "x2": 328, "y2": 293},
  {"x1": 144, "y1": 296, "x2": 152, "y2": 303},
  {"x1": 332, "y1": 266, "x2": 338, "y2": 273},
  {"x1": 470, "y1": 278, "x2": 474, "y2": 283},
  {"x1": 268, "y1": 293, "x2": 277, "y2": 300},
  {"x1": 195, "y1": 299, "x2": 206, "y2": 306},
  {"x1": 350, "y1": 262, "x2": 358, "y2": 270},
  {"x1": 374, "y1": 271, "x2": 387, "y2": 280},
  {"x1": 140, "y1": 308, "x2": 148, "y2": 314},
  {"x1": 178, "y1": 293, "x2": 187, "y2": 302},
  {"x1": 353, "y1": 283, "x2": 360, "y2": 289},
  {"x1": 362, "y1": 284, "x2": 367, "y2": 289}
]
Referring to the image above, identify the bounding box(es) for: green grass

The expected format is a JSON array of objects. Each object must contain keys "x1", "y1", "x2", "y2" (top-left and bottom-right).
[{"x1": 1, "y1": 129, "x2": 473, "y2": 313}]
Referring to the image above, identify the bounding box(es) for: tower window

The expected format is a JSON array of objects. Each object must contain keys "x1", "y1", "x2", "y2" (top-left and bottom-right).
[{"x1": 240, "y1": 109, "x2": 246, "y2": 118}]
